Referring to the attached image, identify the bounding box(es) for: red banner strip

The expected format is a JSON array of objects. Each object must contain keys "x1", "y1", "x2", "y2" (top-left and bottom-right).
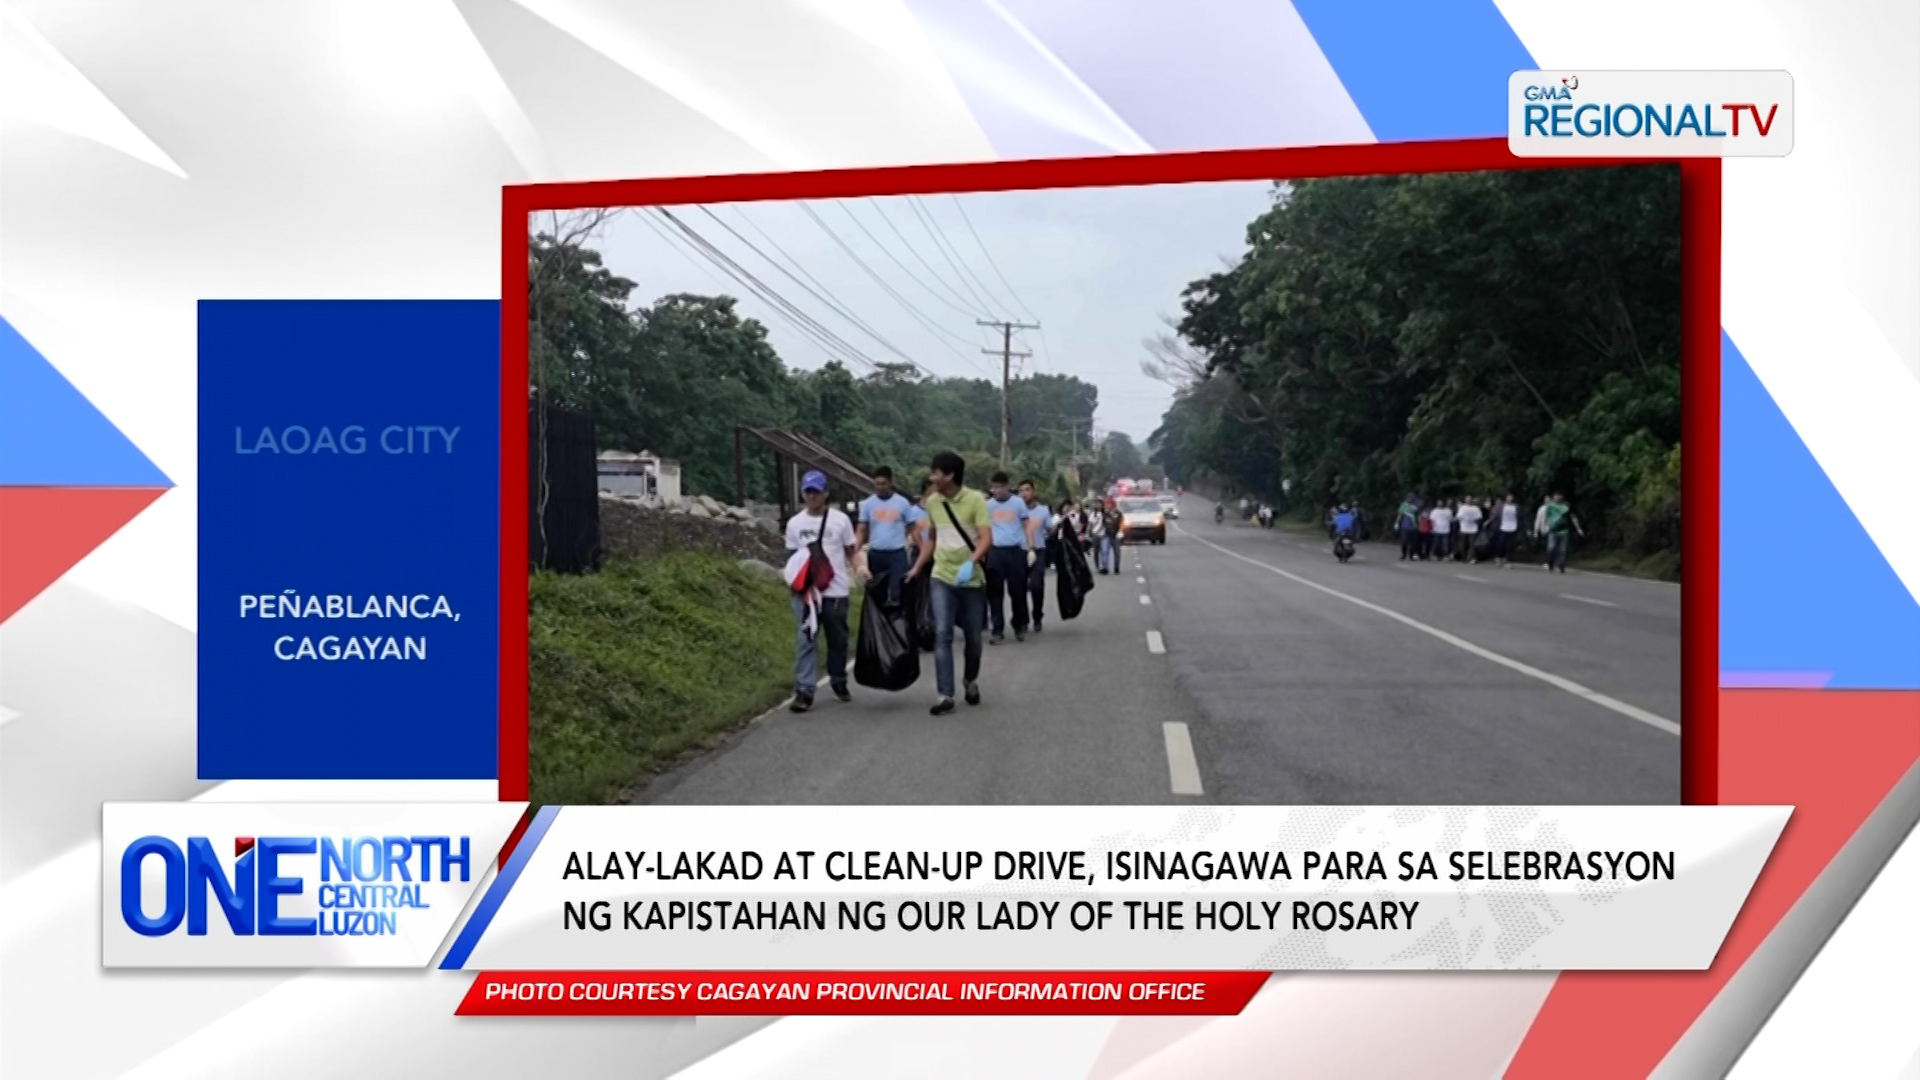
[{"x1": 458, "y1": 971, "x2": 1269, "y2": 1016}]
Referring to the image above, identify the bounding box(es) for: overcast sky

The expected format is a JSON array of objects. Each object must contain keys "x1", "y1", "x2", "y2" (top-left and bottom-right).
[{"x1": 579, "y1": 179, "x2": 1278, "y2": 444}]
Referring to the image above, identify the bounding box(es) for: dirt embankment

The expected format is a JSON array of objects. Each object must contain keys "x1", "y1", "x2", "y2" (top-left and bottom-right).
[{"x1": 598, "y1": 497, "x2": 785, "y2": 565}]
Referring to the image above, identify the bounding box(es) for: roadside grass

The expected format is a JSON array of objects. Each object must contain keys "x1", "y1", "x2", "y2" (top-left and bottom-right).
[{"x1": 529, "y1": 551, "x2": 802, "y2": 806}]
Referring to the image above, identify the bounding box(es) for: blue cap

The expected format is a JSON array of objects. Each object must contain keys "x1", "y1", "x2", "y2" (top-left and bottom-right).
[{"x1": 801, "y1": 469, "x2": 828, "y2": 493}]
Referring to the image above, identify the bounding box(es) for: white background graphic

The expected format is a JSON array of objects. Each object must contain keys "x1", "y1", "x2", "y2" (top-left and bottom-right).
[{"x1": 1, "y1": 1, "x2": 1914, "y2": 1077}]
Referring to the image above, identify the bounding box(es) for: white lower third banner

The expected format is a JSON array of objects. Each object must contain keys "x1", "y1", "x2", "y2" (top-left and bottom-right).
[{"x1": 442, "y1": 805, "x2": 1789, "y2": 971}]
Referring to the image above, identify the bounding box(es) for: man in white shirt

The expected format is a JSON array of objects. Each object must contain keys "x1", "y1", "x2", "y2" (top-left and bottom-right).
[
  {"x1": 1494, "y1": 493, "x2": 1522, "y2": 567},
  {"x1": 1532, "y1": 500, "x2": 1552, "y2": 568},
  {"x1": 785, "y1": 470, "x2": 859, "y2": 712},
  {"x1": 1428, "y1": 501, "x2": 1454, "y2": 561},
  {"x1": 1455, "y1": 498, "x2": 1484, "y2": 561}
]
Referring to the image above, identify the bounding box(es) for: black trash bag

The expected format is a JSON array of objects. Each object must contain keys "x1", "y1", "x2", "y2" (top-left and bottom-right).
[
  {"x1": 854, "y1": 589, "x2": 920, "y2": 691},
  {"x1": 904, "y1": 572, "x2": 935, "y2": 652},
  {"x1": 1054, "y1": 524, "x2": 1095, "y2": 621}
]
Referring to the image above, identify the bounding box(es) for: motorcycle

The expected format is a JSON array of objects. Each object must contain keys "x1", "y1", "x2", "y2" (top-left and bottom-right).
[
  {"x1": 1334, "y1": 534, "x2": 1355, "y2": 563},
  {"x1": 1214, "y1": 506, "x2": 1225, "y2": 524}
]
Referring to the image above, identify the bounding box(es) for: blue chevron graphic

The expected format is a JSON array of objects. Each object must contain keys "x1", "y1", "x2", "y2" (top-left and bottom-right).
[
  {"x1": 1721, "y1": 331, "x2": 1920, "y2": 688},
  {"x1": 0, "y1": 316, "x2": 171, "y2": 487},
  {"x1": 1291, "y1": 0, "x2": 1535, "y2": 142}
]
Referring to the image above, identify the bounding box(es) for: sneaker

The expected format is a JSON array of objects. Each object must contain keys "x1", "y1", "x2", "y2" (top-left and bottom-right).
[
  {"x1": 989, "y1": 633, "x2": 1005, "y2": 646},
  {"x1": 1014, "y1": 628, "x2": 1026, "y2": 642},
  {"x1": 790, "y1": 694, "x2": 813, "y2": 714},
  {"x1": 1032, "y1": 618, "x2": 1043, "y2": 633},
  {"x1": 964, "y1": 682, "x2": 981, "y2": 706},
  {"x1": 930, "y1": 698, "x2": 956, "y2": 716},
  {"x1": 831, "y1": 682, "x2": 851, "y2": 703}
]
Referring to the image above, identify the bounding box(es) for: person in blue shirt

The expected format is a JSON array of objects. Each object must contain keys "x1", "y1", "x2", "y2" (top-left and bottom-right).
[
  {"x1": 982, "y1": 470, "x2": 1031, "y2": 643},
  {"x1": 1331, "y1": 502, "x2": 1358, "y2": 553},
  {"x1": 1018, "y1": 480, "x2": 1053, "y2": 633},
  {"x1": 856, "y1": 466, "x2": 915, "y2": 609}
]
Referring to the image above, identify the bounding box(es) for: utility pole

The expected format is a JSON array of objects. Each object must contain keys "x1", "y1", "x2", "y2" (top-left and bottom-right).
[{"x1": 979, "y1": 319, "x2": 1038, "y2": 469}]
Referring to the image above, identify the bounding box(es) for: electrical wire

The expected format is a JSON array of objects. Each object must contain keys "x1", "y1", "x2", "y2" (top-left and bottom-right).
[
  {"x1": 863, "y1": 198, "x2": 984, "y2": 317},
  {"x1": 795, "y1": 202, "x2": 994, "y2": 376},
  {"x1": 839, "y1": 201, "x2": 982, "y2": 320},
  {"x1": 906, "y1": 197, "x2": 1000, "y2": 318},
  {"x1": 650, "y1": 207, "x2": 883, "y2": 372},
  {"x1": 698, "y1": 205, "x2": 936, "y2": 379}
]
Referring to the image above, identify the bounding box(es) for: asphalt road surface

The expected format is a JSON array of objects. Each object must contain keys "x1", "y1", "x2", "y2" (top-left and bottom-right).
[{"x1": 634, "y1": 494, "x2": 1679, "y2": 806}]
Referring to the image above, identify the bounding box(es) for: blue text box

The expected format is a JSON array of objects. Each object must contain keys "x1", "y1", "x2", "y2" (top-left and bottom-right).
[{"x1": 198, "y1": 301, "x2": 499, "y2": 779}]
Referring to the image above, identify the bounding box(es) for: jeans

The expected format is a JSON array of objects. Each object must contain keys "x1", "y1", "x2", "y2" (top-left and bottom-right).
[
  {"x1": 985, "y1": 546, "x2": 1030, "y2": 634},
  {"x1": 1493, "y1": 529, "x2": 1517, "y2": 561},
  {"x1": 1546, "y1": 531, "x2": 1571, "y2": 571},
  {"x1": 867, "y1": 547, "x2": 909, "y2": 608},
  {"x1": 1095, "y1": 534, "x2": 1114, "y2": 571},
  {"x1": 1027, "y1": 546, "x2": 1048, "y2": 621},
  {"x1": 929, "y1": 580, "x2": 984, "y2": 698},
  {"x1": 791, "y1": 594, "x2": 849, "y2": 695},
  {"x1": 1399, "y1": 524, "x2": 1419, "y2": 559}
]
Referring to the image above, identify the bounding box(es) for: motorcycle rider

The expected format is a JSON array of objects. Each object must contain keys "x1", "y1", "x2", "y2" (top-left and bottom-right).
[
  {"x1": 1331, "y1": 502, "x2": 1358, "y2": 557},
  {"x1": 1215, "y1": 503, "x2": 1226, "y2": 524}
]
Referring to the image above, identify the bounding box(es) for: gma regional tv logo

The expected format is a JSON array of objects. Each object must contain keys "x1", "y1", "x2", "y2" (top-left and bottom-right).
[
  {"x1": 119, "y1": 834, "x2": 470, "y2": 938},
  {"x1": 1508, "y1": 70, "x2": 1793, "y2": 157}
]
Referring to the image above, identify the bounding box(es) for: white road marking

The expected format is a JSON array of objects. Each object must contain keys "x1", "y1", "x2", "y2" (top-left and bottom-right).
[
  {"x1": 1138, "y1": 594, "x2": 1152, "y2": 605},
  {"x1": 1174, "y1": 525, "x2": 1679, "y2": 737},
  {"x1": 1163, "y1": 722, "x2": 1204, "y2": 795},
  {"x1": 1570, "y1": 567, "x2": 1681, "y2": 588},
  {"x1": 1136, "y1": 575, "x2": 1146, "y2": 584},
  {"x1": 1456, "y1": 574, "x2": 1489, "y2": 584},
  {"x1": 1146, "y1": 630, "x2": 1166, "y2": 654},
  {"x1": 1561, "y1": 593, "x2": 1618, "y2": 608}
]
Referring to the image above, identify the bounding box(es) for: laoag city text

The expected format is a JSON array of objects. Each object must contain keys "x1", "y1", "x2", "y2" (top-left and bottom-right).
[{"x1": 233, "y1": 424, "x2": 460, "y2": 455}]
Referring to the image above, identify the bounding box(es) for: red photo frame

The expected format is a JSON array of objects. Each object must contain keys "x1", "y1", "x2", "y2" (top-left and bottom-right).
[{"x1": 498, "y1": 136, "x2": 1720, "y2": 809}]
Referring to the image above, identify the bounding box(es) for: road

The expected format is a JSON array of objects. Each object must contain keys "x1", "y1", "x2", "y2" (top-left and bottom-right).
[{"x1": 634, "y1": 493, "x2": 1679, "y2": 806}]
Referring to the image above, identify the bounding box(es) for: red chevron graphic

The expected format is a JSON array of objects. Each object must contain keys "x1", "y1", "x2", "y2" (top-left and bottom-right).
[
  {"x1": 0, "y1": 486, "x2": 166, "y2": 623},
  {"x1": 1506, "y1": 689, "x2": 1920, "y2": 1078}
]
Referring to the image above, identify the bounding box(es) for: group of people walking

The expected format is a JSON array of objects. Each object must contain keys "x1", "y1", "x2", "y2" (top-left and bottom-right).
[
  {"x1": 1391, "y1": 492, "x2": 1584, "y2": 571},
  {"x1": 782, "y1": 454, "x2": 1098, "y2": 717}
]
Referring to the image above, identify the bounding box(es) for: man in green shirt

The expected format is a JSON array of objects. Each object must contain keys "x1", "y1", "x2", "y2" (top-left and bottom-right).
[
  {"x1": 1542, "y1": 492, "x2": 1584, "y2": 574},
  {"x1": 909, "y1": 450, "x2": 993, "y2": 714}
]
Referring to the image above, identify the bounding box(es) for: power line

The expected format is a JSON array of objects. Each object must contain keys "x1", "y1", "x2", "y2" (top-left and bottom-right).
[
  {"x1": 948, "y1": 194, "x2": 1037, "y2": 321},
  {"x1": 947, "y1": 193, "x2": 1054, "y2": 373},
  {"x1": 841, "y1": 201, "x2": 981, "y2": 320},
  {"x1": 631, "y1": 209, "x2": 862, "y2": 369},
  {"x1": 651, "y1": 207, "x2": 884, "y2": 373},
  {"x1": 864, "y1": 198, "x2": 984, "y2": 317},
  {"x1": 908, "y1": 198, "x2": 1000, "y2": 318},
  {"x1": 795, "y1": 202, "x2": 993, "y2": 377},
  {"x1": 697, "y1": 205, "x2": 935, "y2": 379}
]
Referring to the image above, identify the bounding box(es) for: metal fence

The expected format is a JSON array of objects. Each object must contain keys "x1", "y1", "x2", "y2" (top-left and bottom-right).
[{"x1": 529, "y1": 398, "x2": 599, "y2": 574}]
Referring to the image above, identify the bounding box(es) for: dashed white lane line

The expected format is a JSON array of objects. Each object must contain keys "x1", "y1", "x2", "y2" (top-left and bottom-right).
[
  {"x1": 1173, "y1": 525, "x2": 1679, "y2": 737},
  {"x1": 1146, "y1": 630, "x2": 1166, "y2": 654},
  {"x1": 1136, "y1": 576, "x2": 1146, "y2": 584},
  {"x1": 1561, "y1": 593, "x2": 1619, "y2": 608},
  {"x1": 1163, "y1": 722, "x2": 1204, "y2": 795},
  {"x1": 1456, "y1": 574, "x2": 1490, "y2": 584},
  {"x1": 1139, "y1": 594, "x2": 1152, "y2": 605}
]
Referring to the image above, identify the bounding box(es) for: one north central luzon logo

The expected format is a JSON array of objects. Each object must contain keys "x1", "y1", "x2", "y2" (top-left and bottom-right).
[
  {"x1": 119, "y1": 834, "x2": 470, "y2": 938},
  {"x1": 1521, "y1": 76, "x2": 1781, "y2": 140}
]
